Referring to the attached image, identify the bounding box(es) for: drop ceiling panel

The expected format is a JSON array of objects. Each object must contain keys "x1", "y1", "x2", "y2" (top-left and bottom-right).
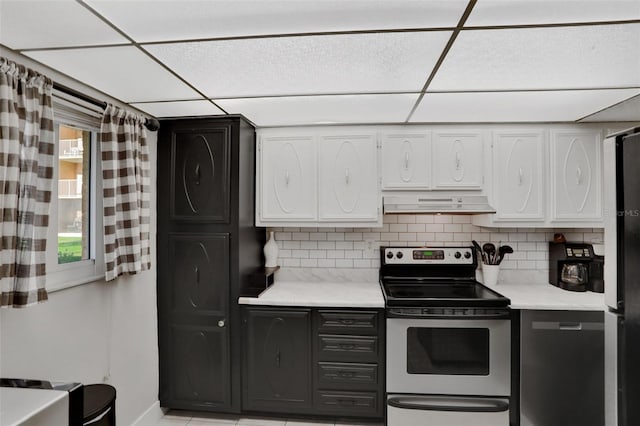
[
  {"x1": 130, "y1": 101, "x2": 225, "y2": 118},
  {"x1": 146, "y1": 32, "x2": 452, "y2": 98},
  {"x1": 25, "y1": 46, "x2": 200, "y2": 103},
  {"x1": 216, "y1": 94, "x2": 419, "y2": 127},
  {"x1": 411, "y1": 89, "x2": 640, "y2": 122},
  {"x1": 466, "y1": 0, "x2": 640, "y2": 26},
  {"x1": 0, "y1": 0, "x2": 128, "y2": 49},
  {"x1": 580, "y1": 94, "x2": 640, "y2": 122},
  {"x1": 430, "y1": 24, "x2": 640, "y2": 91},
  {"x1": 87, "y1": 0, "x2": 467, "y2": 42}
]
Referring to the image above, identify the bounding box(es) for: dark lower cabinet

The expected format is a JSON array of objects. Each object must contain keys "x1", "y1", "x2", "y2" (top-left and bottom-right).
[
  {"x1": 242, "y1": 306, "x2": 384, "y2": 420},
  {"x1": 243, "y1": 308, "x2": 312, "y2": 413}
]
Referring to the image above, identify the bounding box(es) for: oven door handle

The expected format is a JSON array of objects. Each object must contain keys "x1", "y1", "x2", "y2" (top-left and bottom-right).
[{"x1": 387, "y1": 396, "x2": 509, "y2": 413}]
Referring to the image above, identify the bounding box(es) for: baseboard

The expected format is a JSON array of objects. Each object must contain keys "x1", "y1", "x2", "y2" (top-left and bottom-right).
[{"x1": 131, "y1": 401, "x2": 166, "y2": 426}]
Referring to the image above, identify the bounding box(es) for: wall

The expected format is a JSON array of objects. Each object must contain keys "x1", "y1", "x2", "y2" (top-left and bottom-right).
[
  {"x1": 0, "y1": 47, "x2": 159, "y2": 426},
  {"x1": 271, "y1": 213, "x2": 604, "y2": 275}
]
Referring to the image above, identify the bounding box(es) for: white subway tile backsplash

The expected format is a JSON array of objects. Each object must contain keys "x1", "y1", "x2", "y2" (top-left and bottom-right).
[{"x1": 269, "y1": 214, "x2": 603, "y2": 272}]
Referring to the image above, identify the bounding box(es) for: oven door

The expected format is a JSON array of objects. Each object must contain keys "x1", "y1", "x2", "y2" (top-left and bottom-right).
[{"x1": 386, "y1": 316, "x2": 510, "y2": 396}]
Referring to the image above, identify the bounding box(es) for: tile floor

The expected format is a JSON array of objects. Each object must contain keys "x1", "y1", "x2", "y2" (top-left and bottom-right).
[{"x1": 155, "y1": 411, "x2": 383, "y2": 426}]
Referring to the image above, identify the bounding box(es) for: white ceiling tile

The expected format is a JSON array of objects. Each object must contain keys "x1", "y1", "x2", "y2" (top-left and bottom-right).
[
  {"x1": 24, "y1": 46, "x2": 200, "y2": 103},
  {"x1": 86, "y1": 0, "x2": 467, "y2": 42},
  {"x1": 580, "y1": 94, "x2": 640, "y2": 122},
  {"x1": 430, "y1": 24, "x2": 640, "y2": 91},
  {"x1": 145, "y1": 32, "x2": 451, "y2": 98},
  {"x1": 130, "y1": 100, "x2": 225, "y2": 118},
  {"x1": 466, "y1": 0, "x2": 640, "y2": 26},
  {"x1": 216, "y1": 94, "x2": 419, "y2": 127},
  {"x1": 410, "y1": 89, "x2": 640, "y2": 122},
  {"x1": 0, "y1": 0, "x2": 128, "y2": 49}
]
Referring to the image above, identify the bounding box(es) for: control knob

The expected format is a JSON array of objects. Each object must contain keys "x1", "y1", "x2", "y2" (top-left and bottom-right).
[
  {"x1": 464, "y1": 251, "x2": 471, "y2": 259},
  {"x1": 386, "y1": 251, "x2": 394, "y2": 259},
  {"x1": 454, "y1": 251, "x2": 462, "y2": 259},
  {"x1": 396, "y1": 251, "x2": 404, "y2": 259}
]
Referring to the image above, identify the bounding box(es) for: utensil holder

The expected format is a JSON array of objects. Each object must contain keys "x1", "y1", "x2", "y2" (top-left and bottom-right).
[{"x1": 482, "y1": 264, "x2": 500, "y2": 286}]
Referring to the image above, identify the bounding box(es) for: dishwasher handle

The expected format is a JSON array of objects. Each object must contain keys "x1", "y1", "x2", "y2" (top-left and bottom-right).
[
  {"x1": 387, "y1": 396, "x2": 509, "y2": 413},
  {"x1": 531, "y1": 321, "x2": 604, "y2": 331}
]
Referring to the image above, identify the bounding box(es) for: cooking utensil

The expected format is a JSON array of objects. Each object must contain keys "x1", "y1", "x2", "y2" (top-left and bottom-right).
[
  {"x1": 472, "y1": 240, "x2": 483, "y2": 263},
  {"x1": 496, "y1": 245, "x2": 513, "y2": 265},
  {"x1": 483, "y1": 243, "x2": 496, "y2": 264}
]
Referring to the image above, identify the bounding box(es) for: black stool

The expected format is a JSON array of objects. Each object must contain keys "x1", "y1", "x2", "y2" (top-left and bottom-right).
[{"x1": 83, "y1": 384, "x2": 116, "y2": 425}]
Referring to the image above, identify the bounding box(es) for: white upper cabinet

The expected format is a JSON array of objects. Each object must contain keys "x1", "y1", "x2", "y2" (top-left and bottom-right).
[
  {"x1": 550, "y1": 129, "x2": 603, "y2": 221},
  {"x1": 381, "y1": 132, "x2": 431, "y2": 190},
  {"x1": 257, "y1": 134, "x2": 317, "y2": 222},
  {"x1": 492, "y1": 130, "x2": 545, "y2": 221},
  {"x1": 433, "y1": 131, "x2": 484, "y2": 189},
  {"x1": 318, "y1": 133, "x2": 379, "y2": 222}
]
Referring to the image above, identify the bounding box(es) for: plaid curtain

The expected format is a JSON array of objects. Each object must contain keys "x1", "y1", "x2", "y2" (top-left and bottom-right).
[
  {"x1": 0, "y1": 57, "x2": 54, "y2": 308},
  {"x1": 100, "y1": 104, "x2": 151, "y2": 281}
]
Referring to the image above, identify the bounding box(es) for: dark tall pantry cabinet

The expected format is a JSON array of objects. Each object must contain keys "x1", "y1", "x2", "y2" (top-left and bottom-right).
[{"x1": 157, "y1": 116, "x2": 264, "y2": 413}]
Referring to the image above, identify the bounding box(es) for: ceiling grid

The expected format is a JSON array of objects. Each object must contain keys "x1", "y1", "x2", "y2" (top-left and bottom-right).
[{"x1": 0, "y1": 0, "x2": 638, "y2": 126}]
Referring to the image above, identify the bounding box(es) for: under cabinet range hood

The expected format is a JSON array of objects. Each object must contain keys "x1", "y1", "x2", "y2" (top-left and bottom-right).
[{"x1": 383, "y1": 195, "x2": 496, "y2": 214}]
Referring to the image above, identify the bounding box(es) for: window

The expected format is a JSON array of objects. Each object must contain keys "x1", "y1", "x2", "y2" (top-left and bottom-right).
[{"x1": 46, "y1": 96, "x2": 105, "y2": 291}]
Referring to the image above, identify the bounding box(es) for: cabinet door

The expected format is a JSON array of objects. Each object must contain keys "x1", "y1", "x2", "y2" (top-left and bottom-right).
[
  {"x1": 433, "y1": 132, "x2": 484, "y2": 189},
  {"x1": 318, "y1": 134, "x2": 379, "y2": 222},
  {"x1": 258, "y1": 135, "x2": 317, "y2": 222},
  {"x1": 493, "y1": 131, "x2": 545, "y2": 221},
  {"x1": 168, "y1": 233, "x2": 229, "y2": 316},
  {"x1": 171, "y1": 126, "x2": 230, "y2": 222},
  {"x1": 170, "y1": 325, "x2": 230, "y2": 407},
  {"x1": 381, "y1": 132, "x2": 431, "y2": 190},
  {"x1": 244, "y1": 308, "x2": 312, "y2": 412},
  {"x1": 550, "y1": 130, "x2": 603, "y2": 221}
]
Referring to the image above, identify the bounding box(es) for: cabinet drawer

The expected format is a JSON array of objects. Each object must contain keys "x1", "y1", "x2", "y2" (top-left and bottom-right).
[
  {"x1": 316, "y1": 390, "x2": 379, "y2": 416},
  {"x1": 317, "y1": 362, "x2": 378, "y2": 387},
  {"x1": 318, "y1": 335, "x2": 378, "y2": 361},
  {"x1": 317, "y1": 311, "x2": 378, "y2": 334}
]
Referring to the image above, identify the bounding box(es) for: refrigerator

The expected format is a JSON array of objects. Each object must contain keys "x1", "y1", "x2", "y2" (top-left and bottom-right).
[{"x1": 604, "y1": 126, "x2": 640, "y2": 426}]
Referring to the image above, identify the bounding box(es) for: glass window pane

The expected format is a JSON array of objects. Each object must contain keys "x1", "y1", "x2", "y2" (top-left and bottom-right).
[
  {"x1": 57, "y1": 124, "x2": 90, "y2": 264},
  {"x1": 407, "y1": 327, "x2": 490, "y2": 375}
]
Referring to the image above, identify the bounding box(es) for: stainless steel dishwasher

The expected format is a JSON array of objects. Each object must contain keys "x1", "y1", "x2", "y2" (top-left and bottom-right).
[{"x1": 520, "y1": 310, "x2": 604, "y2": 426}]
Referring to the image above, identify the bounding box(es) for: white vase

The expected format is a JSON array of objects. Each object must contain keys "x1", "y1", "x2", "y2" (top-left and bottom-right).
[{"x1": 264, "y1": 231, "x2": 279, "y2": 268}]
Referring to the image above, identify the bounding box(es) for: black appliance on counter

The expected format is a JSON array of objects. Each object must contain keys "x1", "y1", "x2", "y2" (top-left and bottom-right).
[
  {"x1": 549, "y1": 242, "x2": 604, "y2": 293},
  {"x1": 380, "y1": 246, "x2": 512, "y2": 426},
  {"x1": 604, "y1": 126, "x2": 640, "y2": 426}
]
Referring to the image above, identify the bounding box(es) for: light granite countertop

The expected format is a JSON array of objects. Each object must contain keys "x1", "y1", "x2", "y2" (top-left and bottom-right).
[{"x1": 238, "y1": 268, "x2": 605, "y2": 311}]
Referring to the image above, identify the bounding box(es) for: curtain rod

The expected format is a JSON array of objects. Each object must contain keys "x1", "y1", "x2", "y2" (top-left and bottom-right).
[{"x1": 53, "y1": 82, "x2": 160, "y2": 131}]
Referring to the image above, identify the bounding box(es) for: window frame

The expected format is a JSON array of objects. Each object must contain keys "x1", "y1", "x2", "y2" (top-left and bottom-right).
[{"x1": 46, "y1": 100, "x2": 105, "y2": 292}]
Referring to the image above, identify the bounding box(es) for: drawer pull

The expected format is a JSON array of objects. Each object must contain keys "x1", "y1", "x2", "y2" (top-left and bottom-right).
[
  {"x1": 339, "y1": 319, "x2": 356, "y2": 325},
  {"x1": 337, "y1": 398, "x2": 355, "y2": 406},
  {"x1": 338, "y1": 371, "x2": 355, "y2": 378},
  {"x1": 339, "y1": 343, "x2": 356, "y2": 350}
]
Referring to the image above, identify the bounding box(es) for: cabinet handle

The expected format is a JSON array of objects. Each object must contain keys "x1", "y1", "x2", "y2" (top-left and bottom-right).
[
  {"x1": 194, "y1": 164, "x2": 200, "y2": 185},
  {"x1": 194, "y1": 266, "x2": 199, "y2": 284},
  {"x1": 518, "y1": 168, "x2": 524, "y2": 186},
  {"x1": 285, "y1": 170, "x2": 290, "y2": 186},
  {"x1": 217, "y1": 319, "x2": 225, "y2": 328},
  {"x1": 339, "y1": 343, "x2": 356, "y2": 350},
  {"x1": 455, "y1": 152, "x2": 461, "y2": 170},
  {"x1": 345, "y1": 168, "x2": 350, "y2": 185},
  {"x1": 576, "y1": 166, "x2": 582, "y2": 185},
  {"x1": 404, "y1": 152, "x2": 410, "y2": 170},
  {"x1": 275, "y1": 350, "x2": 281, "y2": 367}
]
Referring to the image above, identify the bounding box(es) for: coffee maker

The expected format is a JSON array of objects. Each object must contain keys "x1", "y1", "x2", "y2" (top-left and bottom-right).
[{"x1": 549, "y1": 242, "x2": 604, "y2": 292}]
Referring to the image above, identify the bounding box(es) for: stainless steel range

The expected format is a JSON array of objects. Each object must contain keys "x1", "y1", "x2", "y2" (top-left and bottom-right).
[{"x1": 380, "y1": 246, "x2": 511, "y2": 426}]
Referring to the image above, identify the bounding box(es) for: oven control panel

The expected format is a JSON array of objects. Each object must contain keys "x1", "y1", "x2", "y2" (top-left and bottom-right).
[{"x1": 383, "y1": 247, "x2": 474, "y2": 265}]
